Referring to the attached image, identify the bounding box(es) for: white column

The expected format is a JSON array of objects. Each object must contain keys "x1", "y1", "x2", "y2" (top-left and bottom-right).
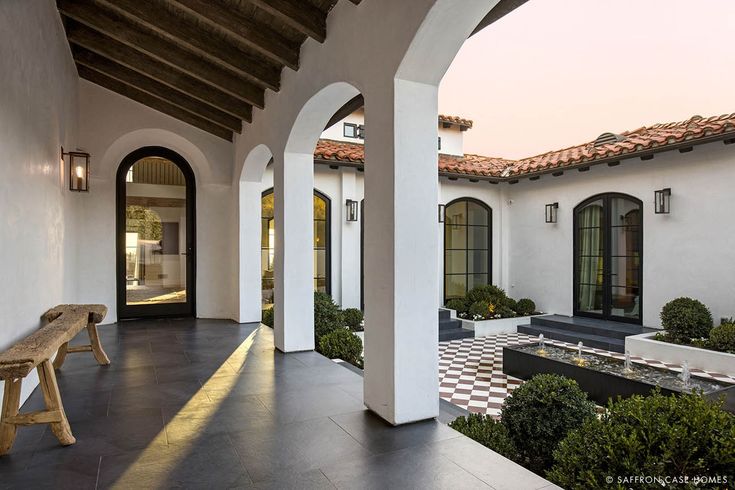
[
  {"x1": 363, "y1": 79, "x2": 439, "y2": 425},
  {"x1": 237, "y1": 180, "x2": 264, "y2": 323},
  {"x1": 273, "y1": 152, "x2": 315, "y2": 352},
  {"x1": 340, "y1": 170, "x2": 360, "y2": 308}
]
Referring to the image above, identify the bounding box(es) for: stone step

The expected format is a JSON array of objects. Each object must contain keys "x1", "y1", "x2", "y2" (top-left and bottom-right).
[
  {"x1": 439, "y1": 327, "x2": 474, "y2": 342},
  {"x1": 518, "y1": 324, "x2": 626, "y2": 353},
  {"x1": 438, "y1": 309, "x2": 452, "y2": 321},
  {"x1": 530, "y1": 315, "x2": 645, "y2": 340},
  {"x1": 439, "y1": 318, "x2": 462, "y2": 331}
]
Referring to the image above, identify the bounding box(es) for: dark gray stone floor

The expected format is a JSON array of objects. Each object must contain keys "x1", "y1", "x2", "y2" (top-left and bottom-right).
[{"x1": 0, "y1": 318, "x2": 555, "y2": 489}]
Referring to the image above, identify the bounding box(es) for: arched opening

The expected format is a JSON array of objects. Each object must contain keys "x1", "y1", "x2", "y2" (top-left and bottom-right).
[
  {"x1": 116, "y1": 146, "x2": 196, "y2": 319},
  {"x1": 443, "y1": 197, "x2": 492, "y2": 303},
  {"x1": 260, "y1": 188, "x2": 332, "y2": 307},
  {"x1": 574, "y1": 193, "x2": 642, "y2": 324}
]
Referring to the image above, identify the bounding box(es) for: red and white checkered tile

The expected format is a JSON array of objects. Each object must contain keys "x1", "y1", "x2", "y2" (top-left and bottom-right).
[{"x1": 438, "y1": 334, "x2": 735, "y2": 418}]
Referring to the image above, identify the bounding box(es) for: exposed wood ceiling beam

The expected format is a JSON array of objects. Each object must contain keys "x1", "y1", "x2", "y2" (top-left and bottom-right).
[
  {"x1": 170, "y1": 0, "x2": 300, "y2": 70},
  {"x1": 78, "y1": 65, "x2": 233, "y2": 140},
  {"x1": 96, "y1": 0, "x2": 282, "y2": 91},
  {"x1": 58, "y1": 0, "x2": 264, "y2": 107},
  {"x1": 67, "y1": 23, "x2": 254, "y2": 121},
  {"x1": 248, "y1": 0, "x2": 327, "y2": 43},
  {"x1": 73, "y1": 47, "x2": 242, "y2": 133}
]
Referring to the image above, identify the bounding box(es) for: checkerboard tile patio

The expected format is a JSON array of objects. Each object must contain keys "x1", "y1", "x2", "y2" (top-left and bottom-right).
[{"x1": 438, "y1": 334, "x2": 735, "y2": 417}]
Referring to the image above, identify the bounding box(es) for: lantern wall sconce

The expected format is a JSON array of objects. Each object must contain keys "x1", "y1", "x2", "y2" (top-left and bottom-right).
[
  {"x1": 545, "y1": 202, "x2": 558, "y2": 223},
  {"x1": 438, "y1": 204, "x2": 446, "y2": 223},
  {"x1": 63, "y1": 149, "x2": 91, "y2": 192},
  {"x1": 655, "y1": 188, "x2": 671, "y2": 214},
  {"x1": 345, "y1": 199, "x2": 358, "y2": 222}
]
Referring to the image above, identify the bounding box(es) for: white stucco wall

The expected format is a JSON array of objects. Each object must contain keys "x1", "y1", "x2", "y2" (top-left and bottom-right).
[
  {"x1": 76, "y1": 80, "x2": 236, "y2": 322},
  {"x1": 0, "y1": 0, "x2": 80, "y2": 403},
  {"x1": 506, "y1": 141, "x2": 735, "y2": 327}
]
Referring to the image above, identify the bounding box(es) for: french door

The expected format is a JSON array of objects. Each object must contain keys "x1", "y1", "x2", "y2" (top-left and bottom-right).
[
  {"x1": 574, "y1": 193, "x2": 642, "y2": 324},
  {"x1": 116, "y1": 147, "x2": 196, "y2": 319}
]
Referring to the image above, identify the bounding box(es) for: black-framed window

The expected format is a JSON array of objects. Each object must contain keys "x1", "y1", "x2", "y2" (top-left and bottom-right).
[
  {"x1": 343, "y1": 123, "x2": 357, "y2": 138},
  {"x1": 444, "y1": 198, "x2": 492, "y2": 302},
  {"x1": 261, "y1": 189, "x2": 331, "y2": 306},
  {"x1": 357, "y1": 124, "x2": 365, "y2": 139}
]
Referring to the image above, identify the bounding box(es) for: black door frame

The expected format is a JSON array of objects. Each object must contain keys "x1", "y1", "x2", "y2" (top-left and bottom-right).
[
  {"x1": 573, "y1": 193, "x2": 642, "y2": 325},
  {"x1": 443, "y1": 197, "x2": 493, "y2": 304},
  {"x1": 116, "y1": 146, "x2": 197, "y2": 319}
]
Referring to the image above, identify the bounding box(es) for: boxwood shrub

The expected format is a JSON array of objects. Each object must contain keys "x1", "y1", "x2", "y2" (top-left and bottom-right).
[
  {"x1": 445, "y1": 298, "x2": 469, "y2": 314},
  {"x1": 449, "y1": 413, "x2": 517, "y2": 461},
  {"x1": 314, "y1": 292, "x2": 344, "y2": 340},
  {"x1": 709, "y1": 322, "x2": 735, "y2": 353},
  {"x1": 515, "y1": 298, "x2": 536, "y2": 316},
  {"x1": 343, "y1": 308, "x2": 364, "y2": 331},
  {"x1": 261, "y1": 307, "x2": 274, "y2": 328},
  {"x1": 548, "y1": 391, "x2": 735, "y2": 489},
  {"x1": 660, "y1": 297, "x2": 713, "y2": 343},
  {"x1": 501, "y1": 374, "x2": 596, "y2": 474},
  {"x1": 318, "y1": 328, "x2": 363, "y2": 367}
]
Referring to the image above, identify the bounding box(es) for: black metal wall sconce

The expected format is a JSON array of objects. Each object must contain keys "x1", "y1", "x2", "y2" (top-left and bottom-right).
[
  {"x1": 63, "y1": 148, "x2": 91, "y2": 192},
  {"x1": 345, "y1": 199, "x2": 359, "y2": 222},
  {"x1": 438, "y1": 204, "x2": 446, "y2": 223},
  {"x1": 545, "y1": 202, "x2": 558, "y2": 223},
  {"x1": 655, "y1": 188, "x2": 671, "y2": 214}
]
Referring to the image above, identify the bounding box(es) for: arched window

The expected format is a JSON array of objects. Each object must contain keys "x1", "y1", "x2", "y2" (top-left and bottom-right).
[
  {"x1": 574, "y1": 193, "x2": 642, "y2": 323},
  {"x1": 444, "y1": 198, "x2": 492, "y2": 302},
  {"x1": 261, "y1": 189, "x2": 331, "y2": 306}
]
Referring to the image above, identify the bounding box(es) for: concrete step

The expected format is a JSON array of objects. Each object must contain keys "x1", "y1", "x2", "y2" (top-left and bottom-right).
[
  {"x1": 530, "y1": 315, "x2": 644, "y2": 340},
  {"x1": 518, "y1": 324, "x2": 626, "y2": 353},
  {"x1": 439, "y1": 327, "x2": 474, "y2": 342},
  {"x1": 439, "y1": 309, "x2": 452, "y2": 321},
  {"x1": 439, "y1": 318, "x2": 462, "y2": 331}
]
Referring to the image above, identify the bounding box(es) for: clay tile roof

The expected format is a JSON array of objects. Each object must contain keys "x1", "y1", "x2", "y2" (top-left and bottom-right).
[
  {"x1": 314, "y1": 113, "x2": 735, "y2": 180},
  {"x1": 438, "y1": 114, "x2": 474, "y2": 129},
  {"x1": 506, "y1": 112, "x2": 735, "y2": 177}
]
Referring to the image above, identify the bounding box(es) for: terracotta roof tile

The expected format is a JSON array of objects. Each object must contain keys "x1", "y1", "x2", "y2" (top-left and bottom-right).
[
  {"x1": 314, "y1": 113, "x2": 735, "y2": 180},
  {"x1": 439, "y1": 115, "x2": 474, "y2": 129}
]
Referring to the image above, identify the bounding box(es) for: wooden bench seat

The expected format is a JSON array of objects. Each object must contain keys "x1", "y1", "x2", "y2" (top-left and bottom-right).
[{"x1": 0, "y1": 304, "x2": 108, "y2": 455}]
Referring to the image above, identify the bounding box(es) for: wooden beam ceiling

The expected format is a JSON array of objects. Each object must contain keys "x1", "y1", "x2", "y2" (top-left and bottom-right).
[{"x1": 58, "y1": 0, "x2": 353, "y2": 140}]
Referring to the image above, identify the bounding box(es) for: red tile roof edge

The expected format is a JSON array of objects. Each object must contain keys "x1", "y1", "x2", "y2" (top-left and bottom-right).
[{"x1": 314, "y1": 113, "x2": 735, "y2": 180}]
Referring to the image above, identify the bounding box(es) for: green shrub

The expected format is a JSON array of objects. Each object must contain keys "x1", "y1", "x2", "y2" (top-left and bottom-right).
[
  {"x1": 343, "y1": 308, "x2": 364, "y2": 331},
  {"x1": 660, "y1": 297, "x2": 713, "y2": 343},
  {"x1": 515, "y1": 298, "x2": 536, "y2": 316},
  {"x1": 468, "y1": 300, "x2": 492, "y2": 320},
  {"x1": 496, "y1": 305, "x2": 516, "y2": 319},
  {"x1": 445, "y1": 298, "x2": 469, "y2": 314},
  {"x1": 314, "y1": 292, "x2": 344, "y2": 340},
  {"x1": 501, "y1": 374, "x2": 596, "y2": 474},
  {"x1": 318, "y1": 328, "x2": 363, "y2": 366},
  {"x1": 505, "y1": 297, "x2": 518, "y2": 313},
  {"x1": 467, "y1": 285, "x2": 508, "y2": 305},
  {"x1": 709, "y1": 322, "x2": 735, "y2": 353},
  {"x1": 547, "y1": 391, "x2": 735, "y2": 489},
  {"x1": 449, "y1": 414, "x2": 517, "y2": 461},
  {"x1": 261, "y1": 308, "x2": 274, "y2": 328}
]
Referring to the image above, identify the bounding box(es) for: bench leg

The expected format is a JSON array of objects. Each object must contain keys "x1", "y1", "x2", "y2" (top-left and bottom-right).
[
  {"x1": 53, "y1": 342, "x2": 69, "y2": 370},
  {"x1": 87, "y1": 323, "x2": 110, "y2": 366},
  {"x1": 0, "y1": 378, "x2": 22, "y2": 456},
  {"x1": 37, "y1": 361, "x2": 75, "y2": 446}
]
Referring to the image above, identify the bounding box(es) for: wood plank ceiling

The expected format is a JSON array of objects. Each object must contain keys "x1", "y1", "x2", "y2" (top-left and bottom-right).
[{"x1": 58, "y1": 0, "x2": 358, "y2": 141}]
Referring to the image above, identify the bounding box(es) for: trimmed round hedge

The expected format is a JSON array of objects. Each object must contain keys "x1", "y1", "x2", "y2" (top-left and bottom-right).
[
  {"x1": 515, "y1": 298, "x2": 536, "y2": 316},
  {"x1": 318, "y1": 328, "x2": 362, "y2": 366},
  {"x1": 445, "y1": 298, "x2": 469, "y2": 314},
  {"x1": 343, "y1": 308, "x2": 364, "y2": 331},
  {"x1": 660, "y1": 297, "x2": 713, "y2": 342},
  {"x1": 548, "y1": 391, "x2": 735, "y2": 489},
  {"x1": 314, "y1": 292, "x2": 344, "y2": 339},
  {"x1": 501, "y1": 374, "x2": 596, "y2": 474},
  {"x1": 449, "y1": 413, "x2": 516, "y2": 461},
  {"x1": 709, "y1": 322, "x2": 735, "y2": 353},
  {"x1": 261, "y1": 307, "x2": 274, "y2": 328}
]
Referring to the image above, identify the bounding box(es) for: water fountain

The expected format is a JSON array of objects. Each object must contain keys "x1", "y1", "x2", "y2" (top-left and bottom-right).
[{"x1": 502, "y1": 341, "x2": 733, "y2": 411}]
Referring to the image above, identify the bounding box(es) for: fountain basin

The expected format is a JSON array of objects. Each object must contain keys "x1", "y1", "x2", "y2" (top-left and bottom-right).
[{"x1": 503, "y1": 343, "x2": 734, "y2": 412}]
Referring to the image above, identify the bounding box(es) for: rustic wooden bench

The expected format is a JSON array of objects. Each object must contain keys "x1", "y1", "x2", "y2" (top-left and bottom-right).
[{"x1": 0, "y1": 304, "x2": 108, "y2": 455}]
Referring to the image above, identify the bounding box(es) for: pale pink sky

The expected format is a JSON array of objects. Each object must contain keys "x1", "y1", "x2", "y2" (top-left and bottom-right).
[{"x1": 438, "y1": 0, "x2": 735, "y2": 159}]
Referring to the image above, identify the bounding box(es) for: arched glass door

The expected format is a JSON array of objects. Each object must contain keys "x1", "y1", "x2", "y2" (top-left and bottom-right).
[
  {"x1": 444, "y1": 198, "x2": 492, "y2": 302},
  {"x1": 574, "y1": 193, "x2": 642, "y2": 323},
  {"x1": 260, "y1": 189, "x2": 331, "y2": 307},
  {"x1": 116, "y1": 147, "x2": 196, "y2": 318}
]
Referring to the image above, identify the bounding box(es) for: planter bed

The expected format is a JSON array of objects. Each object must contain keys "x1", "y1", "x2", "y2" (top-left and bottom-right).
[
  {"x1": 460, "y1": 315, "x2": 538, "y2": 337},
  {"x1": 625, "y1": 331, "x2": 735, "y2": 377}
]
